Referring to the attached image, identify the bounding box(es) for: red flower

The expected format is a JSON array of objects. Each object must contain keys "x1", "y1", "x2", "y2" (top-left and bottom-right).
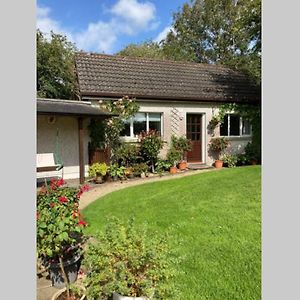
[
  {"x1": 57, "y1": 178, "x2": 65, "y2": 187},
  {"x1": 58, "y1": 196, "x2": 68, "y2": 203},
  {"x1": 81, "y1": 184, "x2": 90, "y2": 192},
  {"x1": 78, "y1": 220, "x2": 87, "y2": 226},
  {"x1": 76, "y1": 191, "x2": 83, "y2": 198},
  {"x1": 50, "y1": 202, "x2": 55, "y2": 208}
]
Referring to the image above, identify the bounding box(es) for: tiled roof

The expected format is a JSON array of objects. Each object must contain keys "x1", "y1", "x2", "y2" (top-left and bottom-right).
[{"x1": 75, "y1": 52, "x2": 260, "y2": 103}]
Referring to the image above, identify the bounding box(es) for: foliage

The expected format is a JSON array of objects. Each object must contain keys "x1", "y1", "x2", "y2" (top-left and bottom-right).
[
  {"x1": 83, "y1": 167, "x2": 261, "y2": 299},
  {"x1": 155, "y1": 159, "x2": 172, "y2": 176},
  {"x1": 162, "y1": 0, "x2": 261, "y2": 84},
  {"x1": 166, "y1": 147, "x2": 181, "y2": 167},
  {"x1": 244, "y1": 141, "x2": 260, "y2": 163},
  {"x1": 139, "y1": 130, "x2": 164, "y2": 173},
  {"x1": 132, "y1": 163, "x2": 149, "y2": 176},
  {"x1": 100, "y1": 96, "x2": 140, "y2": 160},
  {"x1": 114, "y1": 142, "x2": 140, "y2": 167},
  {"x1": 36, "y1": 30, "x2": 78, "y2": 99},
  {"x1": 117, "y1": 41, "x2": 167, "y2": 60},
  {"x1": 221, "y1": 153, "x2": 238, "y2": 168},
  {"x1": 88, "y1": 119, "x2": 106, "y2": 151},
  {"x1": 209, "y1": 137, "x2": 229, "y2": 160},
  {"x1": 88, "y1": 163, "x2": 108, "y2": 178},
  {"x1": 36, "y1": 179, "x2": 89, "y2": 262},
  {"x1": 170, "y1": 135, "x2": 192, "y2": 161},
  {"x1": 108, "y1": 163, "x2": 126, "y2": 179},
  {"x1": 82, "y1": 217, "x2": 176, "y2": 299}
]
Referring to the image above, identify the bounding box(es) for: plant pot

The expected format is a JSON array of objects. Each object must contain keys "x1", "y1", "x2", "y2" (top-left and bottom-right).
[
  {"x1": 48, "y1": 253, "x2": 81, "y2": 288},
  {"x1": 94, "y1": 175, "x2": 103, "y2": 184},
  {"x1": 214, "y1": 160, "x2": 223, "y2": 169},
  {"x1": 51, "y1": 287, "x2": 86, "y2": 300},
  {"x1": 170, "y1": 166, "x2": 177, "y2": 174},
  {"x1": 140, "y1": 172, "x2": 146, "y2": 178},
  {"x1": 178, "y1": 161, "x2": 187, "y2": 170},
  {"x1": 112, "y1": 292, "x2": 148, "y2": 300}
]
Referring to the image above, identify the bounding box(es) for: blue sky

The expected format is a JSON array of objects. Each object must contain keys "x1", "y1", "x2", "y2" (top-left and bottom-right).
[{"x1": 37, "y1": 0, "x2": 186, "y2": 54}]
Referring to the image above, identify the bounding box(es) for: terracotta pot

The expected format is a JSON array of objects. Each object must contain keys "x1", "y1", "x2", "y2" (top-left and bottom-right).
[
  {"x1": 214, "y1": 160, "x2": 223, "y2": 169},
  {"x1": 170, "y1": 166, "x2": 177, "y2": 174},
  {"x1": 178, "y1": 161, "x2": 187, "y2": 170}
]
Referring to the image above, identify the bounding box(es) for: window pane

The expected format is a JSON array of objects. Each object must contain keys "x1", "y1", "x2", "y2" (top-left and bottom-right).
[
  {"x1": 220, "y1": 115, "x2": 228, "y2": 136},
  {"x1": 133, "y1": 113, "x2": 146, "y2": 136},
  {"x1": 242, "y1": 119, "x2": 251, "y2": 135},
  {"x1": 149, "y1": 113, "x2": 161, "y2": 134},
  {"x1": 120, "y1": 119, "x2": 130, "y2": 136},
  {"x1": 229, "y1": 115, "x2": 240, "y2": 136}
]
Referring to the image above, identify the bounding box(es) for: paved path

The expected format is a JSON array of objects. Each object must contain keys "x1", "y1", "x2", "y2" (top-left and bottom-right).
[{"x1": 79, "y1": 168, "x2": 216, "y2": 210}]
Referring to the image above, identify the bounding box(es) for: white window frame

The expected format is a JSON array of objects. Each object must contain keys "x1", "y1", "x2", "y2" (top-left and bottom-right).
[
  {"x1": 220, "y1": 113, "x2": 252, "y2": 137},
  {"x1": 121, "y1": 112, "x2": 163, "y2": 138}
]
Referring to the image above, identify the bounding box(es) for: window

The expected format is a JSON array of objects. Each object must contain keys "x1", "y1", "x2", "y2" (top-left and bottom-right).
[
  {"x1": 220, "y1": 114, "x2": 251, "y2": 137},
  {"x1": 120, "y1": 112, "x2": 163, "y2": 137}
]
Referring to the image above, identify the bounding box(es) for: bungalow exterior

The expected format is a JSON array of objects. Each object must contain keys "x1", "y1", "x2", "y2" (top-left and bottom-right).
[
  {"x1": 75, "y1": 53, "x2": 260, "y2": 166},
  {"x1": 36, "y1": 98, "x2": 111, "y2": 183}
]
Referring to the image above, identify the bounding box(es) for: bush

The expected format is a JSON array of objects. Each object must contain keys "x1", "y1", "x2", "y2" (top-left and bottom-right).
[
  {"x1": 88, "y1": 162, "x2": 108, "y2": 178},
  {"x1": 108, "y1": 163, "x2": 126, "y2": 179},
  {"x1": 82, "y1": 217, "x2": 176, "y2": 299},
  {"x1": 208, "y1": 137, "x2": 229, "y2": 160},
  {"x1": 155, "y1": 159, "x2": 172, "y2": 176},
  {"x1": 139, "y1": 130, "x2": 163, "y2": 173},
  {"x1": 114, "y1": 142, "x2": 140, "y2": 167},
  {"x1": 244, "y1": 142, "x2": 260, "y2": 163},
  {"x1": 166, "y1": 147, "x2": 181, "y2": 167},
  {"x1": 170, "y1": 135, "x2": 192, "y2": 161},
  {"x1": 132, "y1": 162, "x2": 149, "y2": 176},
  {"x1": 221, "y1": 153, "x2": 238, "y2": 168}
]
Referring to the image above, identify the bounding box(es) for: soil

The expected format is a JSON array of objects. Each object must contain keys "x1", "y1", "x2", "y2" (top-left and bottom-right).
[{"x1": 56, "y1": 290, "x2": 84, "y2": 300}]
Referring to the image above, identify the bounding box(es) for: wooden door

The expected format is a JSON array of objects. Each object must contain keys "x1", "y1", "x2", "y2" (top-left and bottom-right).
[{"x1": 186, "y1": 114, "x2": 202, "y2": 162}]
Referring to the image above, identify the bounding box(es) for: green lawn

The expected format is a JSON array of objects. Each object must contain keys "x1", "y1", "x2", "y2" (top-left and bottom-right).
[{"x1": 82, "y1": 166, "x2": 261, "y2": 300}]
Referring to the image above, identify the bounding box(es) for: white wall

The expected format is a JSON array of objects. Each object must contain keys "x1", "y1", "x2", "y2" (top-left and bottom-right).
[{"x1": 37, "y1": 116, "x2": 90, "y2": 179}]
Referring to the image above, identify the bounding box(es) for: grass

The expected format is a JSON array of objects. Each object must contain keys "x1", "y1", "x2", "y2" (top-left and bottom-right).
[{"x1": 82, "y1": 166, "x2": 261, "y2": 300}]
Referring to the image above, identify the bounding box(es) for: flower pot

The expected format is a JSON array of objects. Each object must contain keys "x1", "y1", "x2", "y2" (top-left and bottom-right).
[
  {"x1": 178, "y1": 161, "x2": 187, "y2": 170},
  {"x1": 112, "y1": 292, "x2": 149, "y2": 300},
  {"x1": 140, "y1": 172, "x2": 146, "y2": 178},
  {"x1": 94, "y1": 175, "x2": 103, "y2": 184},
  {"x1": 214, "y1": 160, "x2": 223, "y2": 169},
  {"x1": 48, "y1": 253, "x2": 81, "y2": 288},
  {"x1": 51, "y1": 287, "x2": 86, "y2": 300},
  {"x1": 170, "y1": 166, "x2": 177, "y2": 174}
]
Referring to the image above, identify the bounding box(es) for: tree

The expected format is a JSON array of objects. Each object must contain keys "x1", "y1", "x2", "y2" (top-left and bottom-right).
[
  {"x1": 117, "y1": 41, "x2": 166, "y2": 60},
  {"x1": 37, "y1": 30, "x2": 78, "y2": 99},
  {"x1": 162, "y1": 0, "x2": 261, "y2": 84}
]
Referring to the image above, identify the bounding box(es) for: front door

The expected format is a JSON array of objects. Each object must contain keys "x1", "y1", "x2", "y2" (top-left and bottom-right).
[{"x1": 186, "y1": 114, "x2": 202, "y2": 162}]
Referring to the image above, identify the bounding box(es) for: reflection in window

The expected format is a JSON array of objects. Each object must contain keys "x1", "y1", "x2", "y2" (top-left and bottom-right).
[
  {"x1": 220, "y1": 114, "x2": 251, "y2": 137},
  {"x1": 133, "y1": 113, "x2": 146, "y2": 136}
]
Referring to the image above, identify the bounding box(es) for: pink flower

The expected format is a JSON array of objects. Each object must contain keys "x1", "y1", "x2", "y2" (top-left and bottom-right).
[
  {"x1": 57, "y1": 178, "x2": 65, "y2": 187},
  {"x1": 58, "y1": 196, "x2": 68, "y2": 203},
  {"x1": 78, "y1": 220, "x2": 87, "y2": 226}
]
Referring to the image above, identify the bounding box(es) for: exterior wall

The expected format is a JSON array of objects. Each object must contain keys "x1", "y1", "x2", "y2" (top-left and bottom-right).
[
  {"x1": 37, "y1": 115, "x2": 90, "y2": 179},
  {"x1": 117, "y1": 100, "x2": 252, "y2": 166}
]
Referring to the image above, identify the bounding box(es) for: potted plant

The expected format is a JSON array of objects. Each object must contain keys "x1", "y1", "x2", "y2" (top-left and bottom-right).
[
  {"x1": 82, "y1": 217, "x2": 176, "y2": 300},
  {"x1": 88, "y1": 162, "x2": 108, "y2": 183},
  {"x1": 155, "y1": 159, "x2": 172, "y2": 177},
  {"x1": 132, "y1": 163, "x2": 149, "y2": 178},
  {"x1": 170, "y1": 135, "x2": 192, "y2": 170},
  {"x1": 51, "y1": 283, "x2": 86, "y2": 300},
  {"x1": 125, "y1": 166, "x2": 134, "y2": 179},
  {"x1": 208, "y1": 137, "x2": 229, "y2": 168},
  {"x1": 36, "y1": 179, "x2": 89, "y2": 299},
  {"x1": 166, "y1": 147, "x2": 181, "y2": 174},
  {"x1": 109, "y1": 163, "x2": 126, "y2": 181}
]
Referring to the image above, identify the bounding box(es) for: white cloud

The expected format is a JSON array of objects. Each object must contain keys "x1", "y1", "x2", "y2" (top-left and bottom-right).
[
  {"x1": 36, "y1": 1, "x2": 159, "y2": 53},
  {"x1": 111, "y1": 0, "x2": 156, "y2": 32},
  {"x1": 154, "y1": 25, "x2": 174, "y2": 43},
  {"x1": 75, "y1": 21, "x2": 117, "y2": 53},
  {"x1": 36, "y1": 5, "x2": 74, "y2": 42}
]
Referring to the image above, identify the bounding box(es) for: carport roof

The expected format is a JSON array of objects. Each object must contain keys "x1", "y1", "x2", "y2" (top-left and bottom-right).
[{"x1": 37, "y1": 98, "x2": 112, "y2": 118}]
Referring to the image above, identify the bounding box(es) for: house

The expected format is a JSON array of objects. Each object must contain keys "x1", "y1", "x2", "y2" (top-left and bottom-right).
[
  {"x1": 74, "y1": 53, "x2": 260, "y2": 166},
  {"x1": 37, "y1": 98, "x2": 111, "y2": 183}
]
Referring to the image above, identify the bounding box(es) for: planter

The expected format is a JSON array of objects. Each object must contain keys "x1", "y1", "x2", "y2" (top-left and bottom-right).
[
  {"x1": 178, "y1": 161, "x2": 187, "y2": 170},
  {"x1": 51, "y1": 287, "x2": 86, "y2": 300},
  {"x1": 113, "y1": 292, "x2": 149, "y2": 300},
  {"x1": 94, "y1": 175, "x2": 103, "y2": 184},
  {"x1": 140, "y1": 172, "x2": 146, "y2": 178},
  {"x1": 169, "y1": 166, "x2": 177, "y2": 174},
  {"x1": 48, "y1": 253, "x2": 81, "y2": 288},
  {"x1": 214, "y1": 160, "x2": 223, "y2": 169}
]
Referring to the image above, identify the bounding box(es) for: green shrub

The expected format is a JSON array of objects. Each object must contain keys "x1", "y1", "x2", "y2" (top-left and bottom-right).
[
  {"x1": 170, "y1": 135, "x2": 192, "y2": 161},
  {"x1": 114, "y1": 142, "x2": 140, "y2": 166},
  {"x1": 132, "y1": 162, "x2": 149, "y2": 176},
  {"x1": 108, "y1": 163, "x2": 126, "y2": 179},
  {"x1": 221, "y1": 153, "x2": 238, "y2": 168},
  {"x1": 155, "y1": 159, "x2": 172, "y2": 176},
  {"x1": 82, "y1": 217, "x2": 176, "y2": 299},
  {"x1": 88, "y1": 162, "x2": 108, "y2": 178}
]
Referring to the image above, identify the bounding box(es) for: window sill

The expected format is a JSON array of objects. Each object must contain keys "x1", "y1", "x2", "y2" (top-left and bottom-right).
[{"x1": 219, "y1": 135, "x2": 252, "y2": 141}]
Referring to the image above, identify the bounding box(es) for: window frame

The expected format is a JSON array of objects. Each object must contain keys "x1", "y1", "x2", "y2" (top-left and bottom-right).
[
  {"x1": 121, "y1": 112, "x2": 163, "y2": 138},
  {"x1": 220, "y1": 113, "x2": 252, "y2": 137}
]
